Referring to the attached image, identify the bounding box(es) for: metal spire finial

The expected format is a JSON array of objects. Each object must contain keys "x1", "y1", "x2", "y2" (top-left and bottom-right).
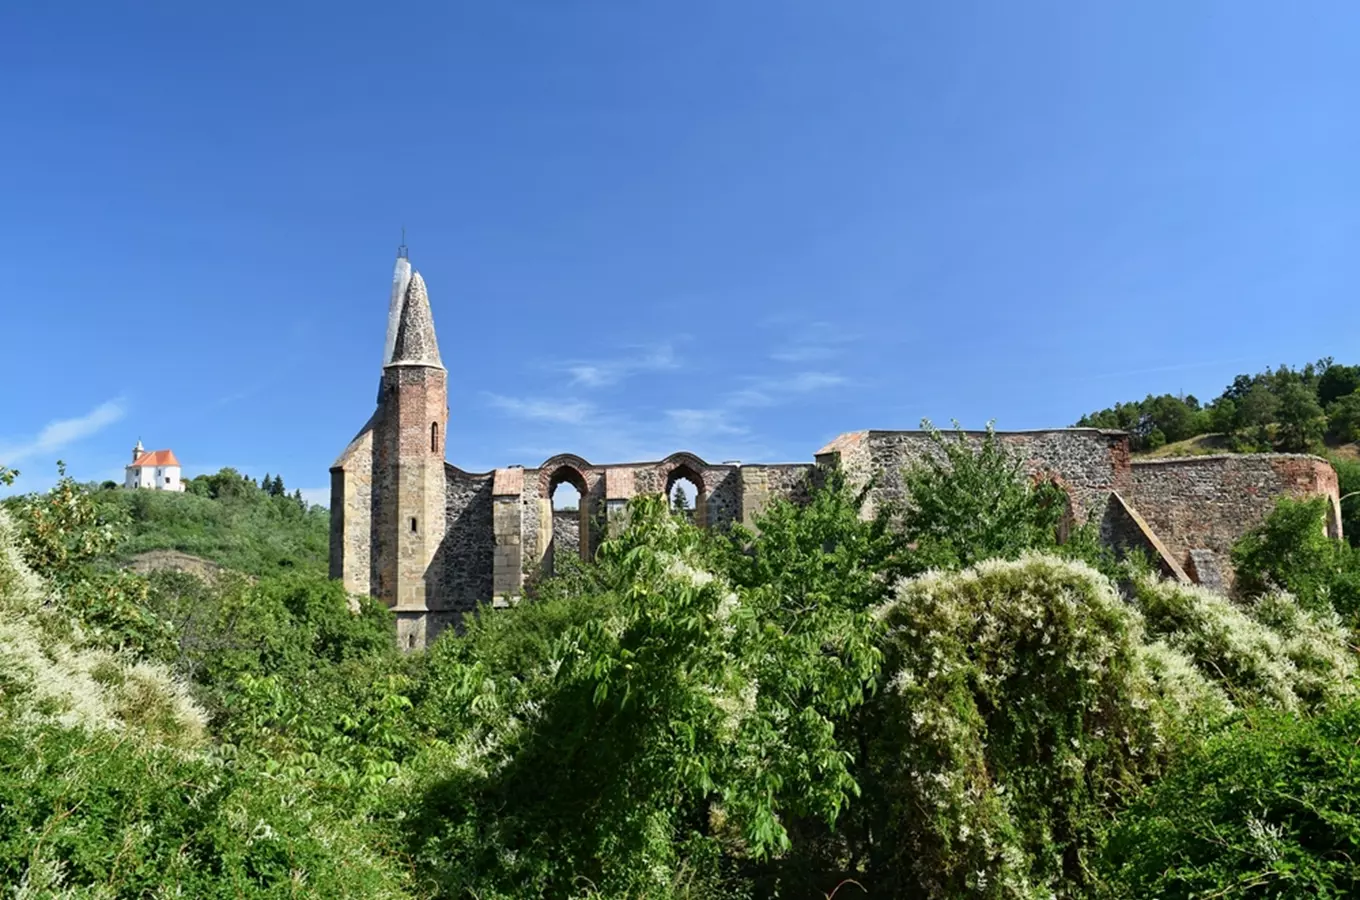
[{"x1": 397, "y1": 226, "x2": 408, "y2": 260}]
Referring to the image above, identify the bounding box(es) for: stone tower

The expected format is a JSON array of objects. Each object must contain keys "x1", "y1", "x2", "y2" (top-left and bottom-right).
[{"x1": 331, "y1": 250, "x2": 449, "y2": 649}]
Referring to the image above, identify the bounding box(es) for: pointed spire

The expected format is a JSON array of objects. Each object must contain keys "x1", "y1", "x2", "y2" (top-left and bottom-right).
[
  {"x1": 387, "y1": 271, "x2": 444, "y2": 369},
  {"x1": 383, "y1": 247, "x2": 413, "y2": 366}
]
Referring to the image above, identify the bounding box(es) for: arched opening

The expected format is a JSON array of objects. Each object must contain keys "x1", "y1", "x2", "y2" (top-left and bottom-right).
[
  {"x1": 431, "y1": 421, "x2": 439, "y2": 454},
  {"x1": 668, "y1": 475, "x2": 699, "y2": 523},
  {"x1": 664, "y1": 464, "x2": 707, "y2": 528},
  {"x1": 544, "y1": 465, "x2": 590, "y2": 575}
]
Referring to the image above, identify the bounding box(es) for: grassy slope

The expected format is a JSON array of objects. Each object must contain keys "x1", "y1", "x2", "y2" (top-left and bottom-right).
[
  {"x1": 92, "y1": 487, "x2": 330, "y2": 578},
  {"x1": 1136, "y1": 433, "x2": 1360, "y2": 461}
]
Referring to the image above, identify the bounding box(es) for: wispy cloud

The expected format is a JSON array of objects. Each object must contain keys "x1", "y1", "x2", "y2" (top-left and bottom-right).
[
  {"x1": 485, "y1": 393, "x2": 595, "y2": 425},
  {"x1": 665, "y1": 408, "x2": 749, "y2": 438},
  {"x1": 727, "y1": 371, "x2": 850, "y2": 408},
  {"x1": 0, "y1": 398, "x2": 127, "y2": 465},
  {"x1": 564, "y1": 343, "x2": 681, "y2": 388},
  {"x1": 768, "y1": 321, "x2": 860, "y2": 364}
]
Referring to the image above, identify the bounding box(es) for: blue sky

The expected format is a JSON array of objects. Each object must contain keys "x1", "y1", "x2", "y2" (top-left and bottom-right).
[{"x1": 2, "y1": 2, "x2": 1358, "y2": 505}]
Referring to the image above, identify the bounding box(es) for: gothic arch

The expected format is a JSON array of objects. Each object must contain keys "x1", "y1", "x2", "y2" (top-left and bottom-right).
[
  {"x1": 1031, "y1": 470, "x2": 1078, "y2": 543},
  {"x1": 537, "y1": 454, "x2": 592, "y2": 496},
  {"x1": 542, "y1": 460, "x2": 592, "y2": 567},
  {"x1": 662, "y1": 454, "x2": 709, "y2": 527}
]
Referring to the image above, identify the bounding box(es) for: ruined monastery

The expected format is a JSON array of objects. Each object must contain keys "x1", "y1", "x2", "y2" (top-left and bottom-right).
[{"x1": 331, "y1": 249, "x2": 1347, "y2": 650}]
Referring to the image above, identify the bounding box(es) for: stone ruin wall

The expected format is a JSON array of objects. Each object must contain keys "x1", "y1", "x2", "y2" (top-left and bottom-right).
[
  {"x1": 427, "y1": 454, "x2": 822, "y2": 606},
  {"x1": 815, "y1": 428, "x2": 1133, "y2": 522},
  {"x1": 437, "y1": 466, "x2": 495, "y2": 615},
  {"x1": 347, "y1": 423, "x2": 1344, "y2": 649},
  {"x1": 1126, "y1": 454, "x2": 1343, "y2": 590}
]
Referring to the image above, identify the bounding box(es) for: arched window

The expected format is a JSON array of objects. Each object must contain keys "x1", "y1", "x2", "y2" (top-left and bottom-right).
[
  {"x1": 664, "y1": 463, "x2": 707, "y2": 527},
  {"x1": 431, "y1": 422, "x2": 439, "y2": 453},
  {"x1": 544, "y1": 465, "x2": 590, "y2": 573}
]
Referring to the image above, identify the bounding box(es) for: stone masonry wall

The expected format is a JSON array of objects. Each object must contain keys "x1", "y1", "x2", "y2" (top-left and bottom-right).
[
  {"x1": 329, "y1": 420, "x2": 375, "y2": 597},
  {"x1": 1127, "y1": 454, "x2": 1342, "y2": 590},
  {"x1": 436, "y1": 467, "x2": 494, "y2": 614},
  {"x1": 818, "y1": 429, "x2": 1132, "y2": 522},
  {"x1": 548, "y1": 508, "x2": 581, "y2": 575}
]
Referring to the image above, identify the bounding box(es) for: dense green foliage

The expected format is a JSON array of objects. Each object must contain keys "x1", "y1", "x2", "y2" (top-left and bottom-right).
[
  {"x1": 0, "y1": 467, "x2": 415, "y2": 896},
  {"x1": 1104, "y1": 703, "x2": 1360, "y2": 898},
  {"x1": 1076, "y1": 357, "x2": 1360, "y2": 454},
  {"x1": 86, "y1": 467, "x2": 329, "y2": 576},
  {"x1": 3, "y1": 425, "x2": 1360, "y2": 898},
  {"x1": 1232, "y1": 495, "x2": 1360, "y2": 624}
]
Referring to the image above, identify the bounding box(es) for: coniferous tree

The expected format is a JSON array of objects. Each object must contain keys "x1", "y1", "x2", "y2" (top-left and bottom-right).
[
  {"x1": 272, "y1": 475, "x2": 285, "y2": 497},
  {"x1": 260, "y1": 473, "x2": 272, "y2": 496}
]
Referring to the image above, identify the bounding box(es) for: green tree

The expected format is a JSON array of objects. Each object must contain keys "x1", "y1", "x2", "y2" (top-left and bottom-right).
[
  {"x1": 670, "y1": 482, "x2": 689, "y2": 513},
  {"x1": 1231, "y1": 496, "x2": 1341, "y2": 611},
  {"x1": 898, "y1": 420, "x2": 1072, "y2": 572},
  {"x1": 1327, "y1": 392, "x2": 1360, "y2": 443},
  {"x1": 403, "y1": 493, "x2": 879, "y2": 899},
  {"x1": 272, "y1": 474, "x2": 285, "y2": 496},
  {"x1": 1234, "y1": 383, "x2": 1281, "y2": 447},
  {"x1": 1318, "y1": 362, "x2": 1360, "y2": 406},
  {"x1": 1273, "y1": 380, "x2": 1327, "y2": 451}
]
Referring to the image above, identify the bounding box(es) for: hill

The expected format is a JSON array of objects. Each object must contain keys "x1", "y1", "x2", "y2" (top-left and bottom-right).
[
  {"x1": 1080, "y1": 357, "x2": 1360, "y2": 544},
  {"x1": 89, "y1": 468, "x2": 329, "y2": 578}
]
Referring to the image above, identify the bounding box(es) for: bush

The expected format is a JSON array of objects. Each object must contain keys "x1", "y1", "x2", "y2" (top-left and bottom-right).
[
  {"x1": 1102, "y1": 703, "x2": 1360, "y2": 899},
  {"x1": 1232, "y1": 496, "x2": 1345, "y2": 612},
  {"x1": 399, "y1": 493, "x2": 879, "y2": 899},
  {"x1": 899, "y1": 421, "x2": 1072, "y2": 573},
  {"x1": 0, "y1": 721, "x2": 412, "y2": 898},
  {"x1": 1132, "y1": 577, "x2": 1356, "y2": 713},
  {"x1": 867, "y1": 555, "x2": 1199, "y2": 899}
]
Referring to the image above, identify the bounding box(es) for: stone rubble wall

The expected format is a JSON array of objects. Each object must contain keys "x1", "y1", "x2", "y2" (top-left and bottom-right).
[
  {"x1": 1126, "y1": 454, "x2": 1342, "y2": 591},
  {"x1": 818, "y1": 429, "x2": 1132, "y2": 522},
  {"x1": 437, "y1": 467, "x2": 495, "y2": 613}
]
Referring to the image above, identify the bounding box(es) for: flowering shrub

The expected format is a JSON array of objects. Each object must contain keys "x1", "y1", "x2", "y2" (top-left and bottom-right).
[
  {"x1": 869, "y1": 554, "x2": 1184, "y2": 899},
  {"x1": 0, "y1": 509, "x2": 413, "y2": 896},
  {"x1": 1133, "y1": 576, "x2": 1356, "y2": 712},
  {"x1": 0, "y1": 509, "x2": 204, "y2": 746}
]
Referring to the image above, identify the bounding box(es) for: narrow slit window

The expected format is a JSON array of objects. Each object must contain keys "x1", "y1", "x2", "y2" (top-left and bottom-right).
[
  {"x1": 431, "y1": 421, "x2": 439, "y2": 453},
  {"x1": 410, "y1": 517, "x2": 418, "y2": 533}
]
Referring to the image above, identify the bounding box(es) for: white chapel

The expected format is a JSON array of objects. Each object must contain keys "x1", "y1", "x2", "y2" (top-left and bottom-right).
[{"x1": 124, "y1": 440, "x2": 184, "y2": 491}]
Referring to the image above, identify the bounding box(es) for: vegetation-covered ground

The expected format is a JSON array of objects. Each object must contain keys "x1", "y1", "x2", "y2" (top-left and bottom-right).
[
  {"x1": 87, "y1": 467, "x2": 330, "y2": 577},
  {"x1": 3, "y1": 419, "x2": 1360, "y2": 898}
]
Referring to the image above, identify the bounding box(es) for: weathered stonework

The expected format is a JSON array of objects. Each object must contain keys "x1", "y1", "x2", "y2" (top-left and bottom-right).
[
  {"x1": 332, "y1": 254, "x2": 1345, "y2": 650},
  {"x1": 815, "y1": 429, "x2": 1133, "y2": 523},
  {"x1": 1126, "y1": 454, "x2": 1342, "y2": 591}
]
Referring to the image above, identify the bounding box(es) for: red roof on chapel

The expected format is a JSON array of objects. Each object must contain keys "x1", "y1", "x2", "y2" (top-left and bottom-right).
[{"x1": 130, "y1": 449, "x2": 180, "y2": 468}]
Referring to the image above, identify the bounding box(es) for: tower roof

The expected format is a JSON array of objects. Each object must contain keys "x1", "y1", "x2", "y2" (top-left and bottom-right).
[
  {"x1": 382, "y1": 252, "x2": 413, "y2": 366},
  {"x1": 386, "y1": 270, "x2": 444, "y2": 369}
]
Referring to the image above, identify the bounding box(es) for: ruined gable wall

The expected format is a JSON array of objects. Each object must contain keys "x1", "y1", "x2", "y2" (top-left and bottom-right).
[
  {"x1": 1127, "y1": 454, "x2": 1342, "y2": 589},
  {"x1": 329, "y1": 422, "x2": 375, "y2": 597},
  {"x1": 820, "y1": 429, "x2": 1132, "y2": 521}
]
